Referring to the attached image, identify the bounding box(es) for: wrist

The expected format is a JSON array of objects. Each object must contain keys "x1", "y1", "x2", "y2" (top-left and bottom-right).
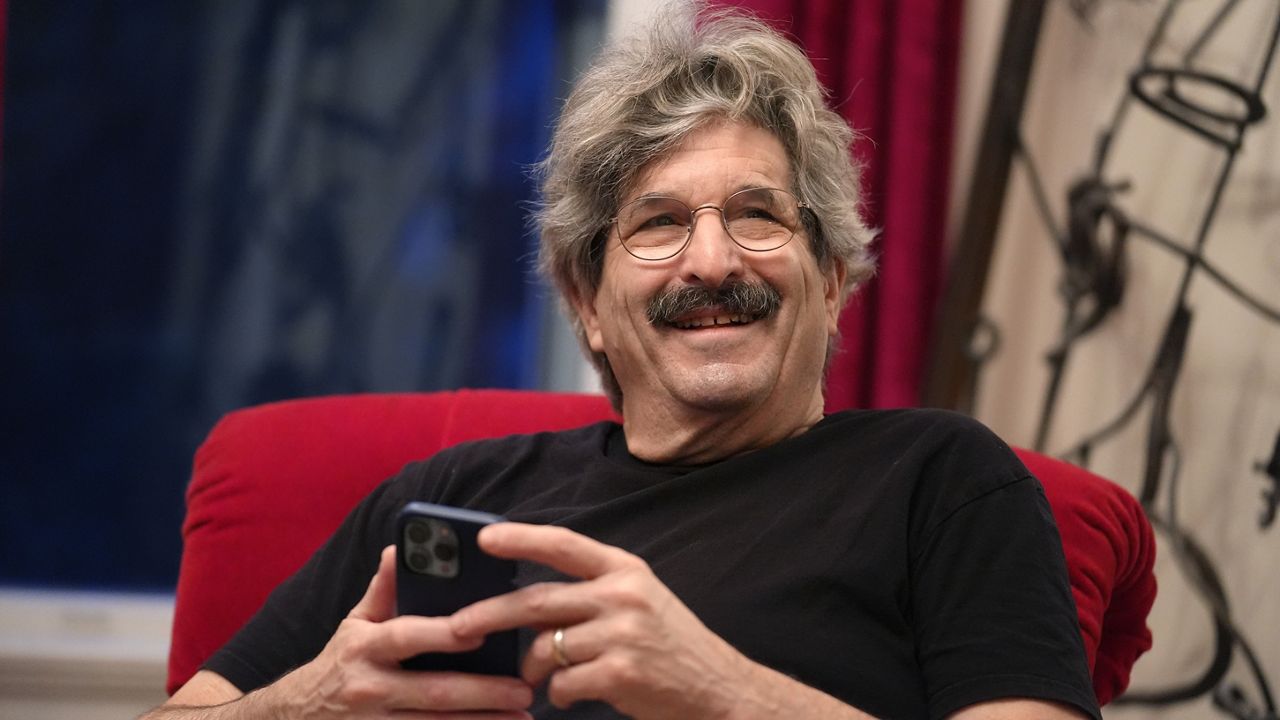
[{"x1": 244, "y1": 664, "x2": 310, "y2": 720}]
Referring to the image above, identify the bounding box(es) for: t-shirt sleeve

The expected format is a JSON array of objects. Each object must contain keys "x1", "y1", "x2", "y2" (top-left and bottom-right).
[
  {"x1": 202, "y1": 465, "x2": 423, "y2": 693},
  {"x1": 908, "y1": 420, "x2": 1101, "y2": 720},
  {"x1": 901, "y1": 412, "x2": 1100, "y2": 712}
]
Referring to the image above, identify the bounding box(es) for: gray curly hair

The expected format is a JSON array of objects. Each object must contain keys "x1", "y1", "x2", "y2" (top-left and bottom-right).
[{"x1": 535, "y1": 5, "x2": 876, "y2": 408}]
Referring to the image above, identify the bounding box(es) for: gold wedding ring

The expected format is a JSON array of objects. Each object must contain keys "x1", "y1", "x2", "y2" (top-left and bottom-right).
[{"x1": 551, "y1": 627, "x2": 572, "y2": 668}]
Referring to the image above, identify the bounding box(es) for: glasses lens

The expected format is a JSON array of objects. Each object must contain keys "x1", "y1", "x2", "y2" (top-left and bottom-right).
[
  {"x1": 616, "y1": 197, "x2": 691, "y2": 260},
  {"x1": 723, "y1": 188, "x2": 800, "y2": 251}
]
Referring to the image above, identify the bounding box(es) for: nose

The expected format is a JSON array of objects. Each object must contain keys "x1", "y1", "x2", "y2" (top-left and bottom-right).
[{"x1": 679, "y1": 205, "x2": 746, "y2": 287}]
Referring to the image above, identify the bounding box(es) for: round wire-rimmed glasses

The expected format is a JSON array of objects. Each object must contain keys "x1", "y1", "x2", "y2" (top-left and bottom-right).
[{"x1": 611, "y1": 187, "x2": 809, "y2": 261}]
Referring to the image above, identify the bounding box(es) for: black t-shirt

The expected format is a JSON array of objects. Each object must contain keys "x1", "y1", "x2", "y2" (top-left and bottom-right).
[{"x1": 206, "y1": 408, "x2": 1100, "y2": 719}]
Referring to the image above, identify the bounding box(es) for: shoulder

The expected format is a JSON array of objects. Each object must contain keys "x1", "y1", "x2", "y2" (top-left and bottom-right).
[
  {"x1": 814, "y1": 408, "x2": 1022, "y2": 474},
  {"x1": 816, "y1": 408, "x2": 1036, "y2": 522},
  {"x1": 820, "y1": 407, "x2": 1008, "y2": 446}
]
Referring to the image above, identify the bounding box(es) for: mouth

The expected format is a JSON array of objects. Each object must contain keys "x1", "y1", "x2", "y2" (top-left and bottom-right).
[{"x1": 670, "y1": 312, "x2": 761, "y2": 330}]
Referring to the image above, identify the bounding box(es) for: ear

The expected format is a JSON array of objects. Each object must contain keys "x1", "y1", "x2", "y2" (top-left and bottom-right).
[
  {"x1": 568, "y1": 284, "x2": 605, "y2": 353},
  {"x1": 823, "y1": 258, "x2": 848, "y2": 337}
]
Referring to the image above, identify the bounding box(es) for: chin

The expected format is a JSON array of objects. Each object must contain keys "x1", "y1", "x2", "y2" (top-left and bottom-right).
[{"x1": 664, "y1": 364, "x2": 777, "y2": 412}]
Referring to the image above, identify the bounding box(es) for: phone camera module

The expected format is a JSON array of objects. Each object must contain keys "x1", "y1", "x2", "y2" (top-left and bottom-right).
[{"x1": 403, "y1": 517, "x2": 460, "y2": 579}]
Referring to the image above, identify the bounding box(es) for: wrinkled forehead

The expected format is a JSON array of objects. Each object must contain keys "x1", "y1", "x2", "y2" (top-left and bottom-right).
[{"x1": 618, "y1": 120, "x2": 795, "y2": 205}]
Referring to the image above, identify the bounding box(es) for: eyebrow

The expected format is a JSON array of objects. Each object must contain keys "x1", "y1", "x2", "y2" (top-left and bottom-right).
[{"x1": 627, "y1": 184, "x2": 776, "y2": 203}]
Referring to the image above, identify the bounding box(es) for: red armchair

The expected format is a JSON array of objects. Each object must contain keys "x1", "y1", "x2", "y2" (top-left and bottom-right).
[{"x1": 167, "y1": 389, "x2": 1156, "y2": 706}]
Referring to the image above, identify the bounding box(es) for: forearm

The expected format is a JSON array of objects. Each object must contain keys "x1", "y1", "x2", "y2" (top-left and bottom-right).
[
  {"x1": 139, "y1": 697, "x2": 274, "y2": 720},
  {"x1": 138, "y1": 669, "x2": 282, "y2": 720},
  {"x1": 138, "y1": 688, "x2": 276, "y2": 720}
]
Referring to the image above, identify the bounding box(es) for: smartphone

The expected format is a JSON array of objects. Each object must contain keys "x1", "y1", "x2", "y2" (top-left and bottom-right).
[{"x1": 395, "y1": 501, "x2": 518, "y2": 675}]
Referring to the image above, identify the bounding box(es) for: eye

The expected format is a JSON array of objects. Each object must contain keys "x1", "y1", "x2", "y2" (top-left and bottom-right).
[
  {"x1": 617, "y1": 197, "x2": 691, "y2": 238},
  {"x1": 728, "y1": 201, "x2": 783, "y2": 224},
  {"x1": 726, "y1": 188, "x2": 794, "y2": 225},
  {"x1": 740, "y1": 206, "x2": 780, "y2": 222},
  {"x1": 637, "y1": 213, "x2": 683, "y2": 229}
]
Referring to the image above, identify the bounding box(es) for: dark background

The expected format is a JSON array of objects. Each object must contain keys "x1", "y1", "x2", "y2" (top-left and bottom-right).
[{"x1": 0, "y1": 0, "x2": 606, "y2": 591}]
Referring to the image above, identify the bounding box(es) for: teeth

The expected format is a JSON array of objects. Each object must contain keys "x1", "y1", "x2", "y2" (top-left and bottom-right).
[{"x1": 673, "y1": 314, "x2": 753, "y2": 329}]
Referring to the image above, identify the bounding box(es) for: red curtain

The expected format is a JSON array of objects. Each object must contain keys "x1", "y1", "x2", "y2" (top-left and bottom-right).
[{"x1": 720, "y1": 0, "x2": 962, "y2": 411}]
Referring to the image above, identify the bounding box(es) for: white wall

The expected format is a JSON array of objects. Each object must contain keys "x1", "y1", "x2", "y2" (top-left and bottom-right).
[
  {"x1": 965, "y1": 2, "x2": 1280, "y2": 718},
  {"x1": 0, "y1": 590, "x2": 172, "y2": 718}
]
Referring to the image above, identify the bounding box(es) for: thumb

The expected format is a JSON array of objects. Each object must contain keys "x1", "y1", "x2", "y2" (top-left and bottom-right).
[{"x1": 348, "y1": 544, "x2": 397, "y2": 622}]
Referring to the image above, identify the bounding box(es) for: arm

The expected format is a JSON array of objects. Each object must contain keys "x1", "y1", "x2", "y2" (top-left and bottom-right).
[
  {"x1": 910, "y1": 449, "x2": 1100, "y2": 719},
  {"x1": 140, "y1": 546, "x2": 533, "y2": 720},
  {"x1": 148, "y1": 671, "x2": 242, "y2": 713}
]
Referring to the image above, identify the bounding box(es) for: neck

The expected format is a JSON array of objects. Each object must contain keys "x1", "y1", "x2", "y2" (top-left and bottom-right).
[{"x1": 619, "y1": 389, "x2": 826, "y2": 465}]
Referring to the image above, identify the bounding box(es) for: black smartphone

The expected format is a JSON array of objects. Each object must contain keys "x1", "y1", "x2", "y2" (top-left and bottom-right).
[{"x1": 395, "y1": 501, "x2": 518, "y2": 675}]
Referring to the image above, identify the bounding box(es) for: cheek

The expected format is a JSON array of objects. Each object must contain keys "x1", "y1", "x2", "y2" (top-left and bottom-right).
[
  {"x1": 602, "y1": 261, "x2": 669, "y2": 319},
  {"x1": 785, "y1": 261, "x2": 837, "y2": 334},
  {"x1": 591, "y1": 279, "x2": 646, "y2": 352},
  {"x1": 757, "y1": 255, "x2": 812, "y2": 304}
]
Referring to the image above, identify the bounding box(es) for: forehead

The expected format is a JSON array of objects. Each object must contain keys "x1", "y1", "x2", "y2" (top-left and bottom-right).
[{"x1": 625, "y1": 121, "x2": 792, "y2": 201}]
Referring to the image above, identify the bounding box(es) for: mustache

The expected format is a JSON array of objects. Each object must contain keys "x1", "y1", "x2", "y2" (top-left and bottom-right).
[{"x1": 646, "y1": 281, "x2": 782, "y2": 325}]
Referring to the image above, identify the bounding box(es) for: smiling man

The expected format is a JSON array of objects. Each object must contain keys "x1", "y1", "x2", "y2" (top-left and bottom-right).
[
  {"x1": 575, "y1": 121, "x2": 844, "y2": 464},
  {"x1": 148, "y1": 7, "x2": 1100, "y2": 720}
]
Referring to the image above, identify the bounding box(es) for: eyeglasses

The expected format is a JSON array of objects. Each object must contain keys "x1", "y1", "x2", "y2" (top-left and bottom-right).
[{"x1": 611, "y1": 187, "x2": 808, "y2": 261}]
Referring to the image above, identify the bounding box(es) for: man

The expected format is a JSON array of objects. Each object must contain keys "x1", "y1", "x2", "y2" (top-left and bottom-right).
[{"x1": 148, "y1": 8, "x2": 1099, "y2": 720}]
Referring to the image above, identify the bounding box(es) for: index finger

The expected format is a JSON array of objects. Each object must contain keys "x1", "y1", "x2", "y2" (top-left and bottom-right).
[
  {"x1": 479, "y1": 523, "x2": 641, "y2": 580},
  {"x1": 367, "y1": 614, "x2": 484, "y2": 664}
]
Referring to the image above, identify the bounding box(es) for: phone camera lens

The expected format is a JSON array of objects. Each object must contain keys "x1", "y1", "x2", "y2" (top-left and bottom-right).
[
  {"x1": 407, "y1": 552, "x2": 432, "y2": 572},
  {"x1": 433, "y1": 543, "x2": 457, "y2": 562},
  {"x1": 407, "y1": 522, "x2": 431, "y2": 544}
]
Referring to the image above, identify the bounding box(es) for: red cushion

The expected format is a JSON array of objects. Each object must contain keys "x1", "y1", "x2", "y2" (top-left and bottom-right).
[
  {"x1": 168, "y1": 389, "x2": 617, "y2": 694},
  {"x1": 168, "y1": 391, "x2": 1154, "y2": 706},
  {"x1": 1015, "y1": 449, "x2": 1156, "y2": 704}
]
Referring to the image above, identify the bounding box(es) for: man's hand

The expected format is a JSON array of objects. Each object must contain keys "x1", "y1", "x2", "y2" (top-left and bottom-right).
[
  {"x1": 151, "y1": 545, "x2": 534, "y2": 719},
  {"x1": 448, "y1": 523, "x2": 771, "y2": 720}
]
